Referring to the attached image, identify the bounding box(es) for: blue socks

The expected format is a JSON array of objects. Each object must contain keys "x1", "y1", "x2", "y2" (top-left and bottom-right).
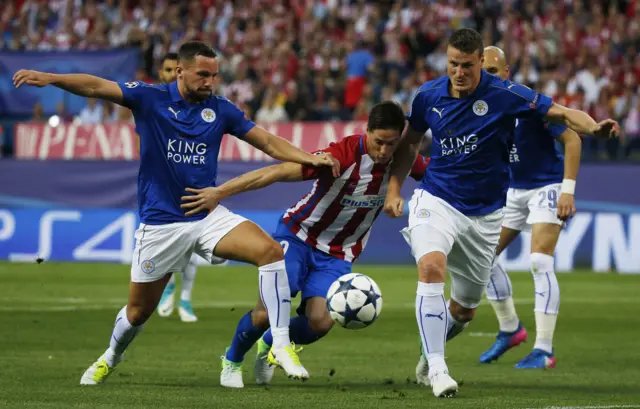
[
  {"x1": 263, "y1": 315, "x2": 328, "y2": 347},
  {"x1": 225, "y1": 311, "x2": 268, "y2": 363}
]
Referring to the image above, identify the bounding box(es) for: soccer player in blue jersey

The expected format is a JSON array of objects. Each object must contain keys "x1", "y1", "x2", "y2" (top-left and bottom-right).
[
  {"x1": 13, "y1": 41, "x2": 338, "y2": 385},
  {"x1": 383, "y1": 28, "x2": 619, "y2": 398},
  {"x1": 152, "y1": 52, "x2": 207, "y2": 323},
  {"x1": 477, "y1": 46, "x2": 582, "y2": 369}
]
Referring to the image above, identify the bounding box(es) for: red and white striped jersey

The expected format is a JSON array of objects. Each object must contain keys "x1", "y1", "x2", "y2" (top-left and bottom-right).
[{"x1": 281, "y1": 134, "x2": 428, "y2": 262}]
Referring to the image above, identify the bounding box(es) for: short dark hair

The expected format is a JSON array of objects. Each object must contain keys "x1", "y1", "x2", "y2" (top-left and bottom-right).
[
  {"x1": 177, "y1": 41, "x2": 217, "y2": 63},
  {"x1": 367, "y1": 101, "x2": 406, "y2": 133},
  {"x1": 161, "y1": 52, "x2": 178, "y2": 64},
  {"x1": 448, "y1": 28, "x2": 484, "y2": 56}
]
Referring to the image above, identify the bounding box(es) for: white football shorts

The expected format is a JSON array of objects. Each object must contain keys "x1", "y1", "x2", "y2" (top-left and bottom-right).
[
  {"x1": 401, "y1": 189, "x2": 503, "y2": 309},
  {"x1": 131, "y1": 205, "x2": 246, "y2": 283},
  {"x1": 502, "y1": 183, "x2": 563, "y2": 232}
]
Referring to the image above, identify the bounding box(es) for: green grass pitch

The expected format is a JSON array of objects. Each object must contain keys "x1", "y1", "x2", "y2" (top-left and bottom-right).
[{"x1": 1, "y1": 262, "x2": 639, "y2": 409}]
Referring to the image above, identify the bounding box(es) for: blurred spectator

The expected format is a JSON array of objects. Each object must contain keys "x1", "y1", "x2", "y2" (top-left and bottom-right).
[
  {"x1": 623, "y1": 102, "x2": 640, "y2": 158},
  {"x1": 321, "y1": 96, "x2": 351, "y2": 121},
  {"x1": 55, "y1": 102, "x2": 73, "y2": 123},
  {"x1": 32, "y1": 103, "x2": 45, "y2": 122},
  {"x1": 255, "y1": 89, "x2": 287, "y2": 123},
  {"x1": 0, "y1": 0, "x2": 639, "y2": 160},
  {"x1": 78, "y1": 98, "x2": 103, "y2": 124},
  {"x1": 344, "y1": 40, "x2": 374, "y2": 109}
]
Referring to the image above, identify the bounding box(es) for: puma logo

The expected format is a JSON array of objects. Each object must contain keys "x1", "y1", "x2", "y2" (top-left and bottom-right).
[
  {"x1": 432, "y1": 107, "x2": 445, "y2": 119},
  {"x1": 424, "y1": 312, "x2": 444, "y2": 321},
  {"x1": 168, "y1": 106, "x2": 180, "y2": 119}
]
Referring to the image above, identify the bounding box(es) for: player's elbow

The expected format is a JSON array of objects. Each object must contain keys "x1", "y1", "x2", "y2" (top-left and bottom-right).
[{"x1": 559, "y1": 129, "x2": 582, "y2": 150}]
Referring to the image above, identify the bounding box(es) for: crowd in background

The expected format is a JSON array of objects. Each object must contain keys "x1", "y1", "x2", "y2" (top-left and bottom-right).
[{"x1": 1, "y1": 0, "x2": 640, "y2": 159}]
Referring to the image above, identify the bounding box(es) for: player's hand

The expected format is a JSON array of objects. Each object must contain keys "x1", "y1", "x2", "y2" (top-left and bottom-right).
[
  {"x1": 310, "y1": 152, "x2": 340, "y2": 177},
  {"x1": 384, "y1": 193, "x2": 404, "y2": 218},
  {"x1": 593, "y1": 119, "x2": 620, "y2": 139},
  {"x1": 557, "y1": 193, "x2": 576, "y2": 222},
  {"x1": 13, "y1": 69, "x2": 53, "y2": 88},
  {"x1": 180, "y1": 187, "x2": 222, "y2": 216}
]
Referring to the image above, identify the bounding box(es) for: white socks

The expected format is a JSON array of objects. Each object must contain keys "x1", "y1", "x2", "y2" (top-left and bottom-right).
[
  {"x1": 258, "y1": 260, "x2": 291, "y2": 350},
  {"x1": 531, "y1": 253, "x2": 559, "y2": 354},
  {"x1": 181, "y1": 261, "x2": 197, "y2": 301},
  {"x1": 416, "y1": 282, "x2": 448, "y2": 374},
  {"x1": 106, "y1": 306, "x2": 143, "y2": 367},
  {"x1": 486, "y1": 257, "x2": 520, "y2": 333}
]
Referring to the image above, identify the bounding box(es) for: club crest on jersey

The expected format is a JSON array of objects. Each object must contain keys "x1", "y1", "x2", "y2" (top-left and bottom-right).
[
  {"x1": 201, "y1": 108, "x2": 216, "y2": 123},
  {"x1": 416, "y1": 209, "x2": 431, "y2": 218},
  {"x1": 473, "y1": 100, "x2": 488, "y2": 116},
  {"x1": 141, "y1": 260, "x2": 155, "y2": 274}
]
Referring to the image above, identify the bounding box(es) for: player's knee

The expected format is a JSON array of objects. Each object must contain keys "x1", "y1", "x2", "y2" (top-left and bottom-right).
[
  {"x1": 257, "y1": 240, "x2": 285, "y2": 266},
  {"x1": 126, "y1": 305, "x2": 152, "y2": 326},
  {"x1": 449, "y1": 301, "x2": 476, "y2": 323},
  {"x1": 417, "y1": 256, "x2": 446, "y2": 282},
  {"x1": 308, "y1": 313, "x2": 334, "y2": 335},
  {"x1": 251, "y1": 308, "x2": 270, "y2": 329},
  {"x1": 530, "y1": 252, "x2": 554, "y2": 276}
]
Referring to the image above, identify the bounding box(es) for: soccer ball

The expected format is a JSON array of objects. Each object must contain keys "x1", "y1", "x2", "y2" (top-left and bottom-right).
[{"x1": 326, "y1": 273, "x2": 383, "y2": 329}]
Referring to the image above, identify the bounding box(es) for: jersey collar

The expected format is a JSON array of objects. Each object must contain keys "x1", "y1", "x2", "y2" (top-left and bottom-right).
[
  {"x1": 169, "y1": 81, "x2": 183, "y2": 102},
  {"x1": 359, "y1": 133, "x2": 367, "y2": 155}
]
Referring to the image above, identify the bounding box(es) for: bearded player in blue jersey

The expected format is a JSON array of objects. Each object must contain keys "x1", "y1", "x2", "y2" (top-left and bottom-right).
[
  {"x1": 13, "y1": 41, "x2": 338, "y2": 385},
  {"x1": 476, "y1": 46, "x2": 582, "y2": 369},
  {"x1": 383, "y1": 29, "x2": 619, "y2": 398}
]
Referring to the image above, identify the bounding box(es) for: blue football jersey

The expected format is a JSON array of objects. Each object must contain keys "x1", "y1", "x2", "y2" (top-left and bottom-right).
[
  {"x1": 407, "y1": 71, "x2": 554, "y2": 216},
  {"x1": 118, "y1": 81, "x2": 256, "y2": 225},
  {"x1": 508, "y1": 118, "x2": 566, "y2": 189}
]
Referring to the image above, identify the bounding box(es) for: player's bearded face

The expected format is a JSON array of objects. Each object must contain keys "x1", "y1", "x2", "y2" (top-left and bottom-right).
[
  {"x1": 447, "y1": 46, "x2": 483, "y2": 95},
  {"x1": 159, "y1": 60, "x2": 178, "y2": 83},
  {"x1": 367, "y1": 129, "x2": 401, "y2": 164},
  {"x1": 178, "y1": 56, "x2": 219, "y2": 101}
]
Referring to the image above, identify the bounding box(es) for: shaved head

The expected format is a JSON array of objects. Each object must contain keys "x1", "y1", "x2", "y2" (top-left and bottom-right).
[{"x1": 483, "y1": 46, "x2": 509, "y2": 80}]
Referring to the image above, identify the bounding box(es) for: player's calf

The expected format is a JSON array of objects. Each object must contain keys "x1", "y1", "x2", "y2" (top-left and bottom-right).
[
  {"x1": 529, "y1": 252, "x2": 559, "y2": 355},
  {"x1": 80, "y1": 277, "x2": 169, "y2": 385},
  {"x1": 480, "y1": 257, "x2": 527, "y2": 363}
]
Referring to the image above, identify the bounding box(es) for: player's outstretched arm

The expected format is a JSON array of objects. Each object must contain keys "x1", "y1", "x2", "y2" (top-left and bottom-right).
[
  {"x1": 180, "y1": 162, "x2": 305, "y2": 216},
  {"x1": 384, "y1": 126, "x2": 423, "y2": 218},
  {"x1": 556, "y1": 128, "x2": 581, "y2": 221},
  {"x1": 243, "y1": 126, "x2": 340, "y2": 177},
  {"x1": 13, "y1": 70, "x2": 124, "y2": 105},
  {"x1": 545, "y1": 103, "x2": 620, "y2": 139}
]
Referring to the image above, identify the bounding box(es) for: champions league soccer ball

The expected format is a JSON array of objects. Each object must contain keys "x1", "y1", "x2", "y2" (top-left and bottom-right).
[{"x1": 326, "y1": 273, "x2": 383, "y2": 329}]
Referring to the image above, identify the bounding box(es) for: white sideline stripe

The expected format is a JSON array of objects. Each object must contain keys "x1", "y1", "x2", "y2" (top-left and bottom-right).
[
  {"x1": 0, "y1": 297, "x2": 636, "y2": 312},
  {"x1": 467, "y1": 332, "x2": 496, "y2": 337},
  {"x1": 521, "y1": 406, "x2": 640, "y2": 409}
]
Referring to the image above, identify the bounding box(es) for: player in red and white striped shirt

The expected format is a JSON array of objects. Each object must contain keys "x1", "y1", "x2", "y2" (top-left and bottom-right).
[{"x1": 181, "y1": 101, "x2": 428, "y2": 388}]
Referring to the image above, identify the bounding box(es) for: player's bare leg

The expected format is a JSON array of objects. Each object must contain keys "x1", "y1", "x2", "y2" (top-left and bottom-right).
[
  {"x1": 515, "y1": 223, "x2": 561, "y2": 369},
  {"x1": 415, "y1": 251, "x2": 459, "y2": 397},
  {"x1": 80, "y1": 274, "x2": 173, "y2": 385},
  {"x1": 214, "y1": 221, "x2": 309, "y2": 381},
  {"x1": 481, "y1": 227, "x2": 529, "y2": 363}
]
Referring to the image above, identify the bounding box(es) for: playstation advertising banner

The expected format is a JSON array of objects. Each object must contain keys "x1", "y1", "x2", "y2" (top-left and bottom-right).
[{"x1": 0, "y1": 160, "x2": 638, "y2": 273}]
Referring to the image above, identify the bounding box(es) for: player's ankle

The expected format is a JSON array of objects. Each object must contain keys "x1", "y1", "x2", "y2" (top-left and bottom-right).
[{"x1": 270, "y1": 327, "x2": 290, "y2": 349}]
